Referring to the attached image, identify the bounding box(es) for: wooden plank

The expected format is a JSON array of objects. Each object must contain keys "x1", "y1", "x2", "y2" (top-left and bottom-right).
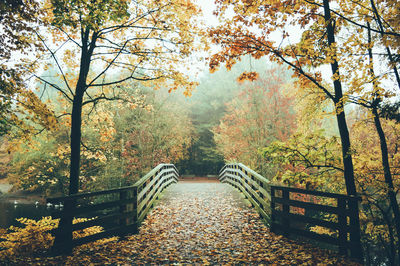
[
  {"x1": 270, "y1": 186, "x2": 276, "y2": 233},
  {"x1": 272, "y1": 209, "x2": 347, "y2": 231},
  {"x1": 225, "y1": 173, "x2": 269, "y2": 208},
  {"x1": 223, "y1": 178, "x2": 271, "y2": 223},
  {"x1": 71, "y1": 211, "x2": 137, "y2": 231},
  {"x1": 272, "y1": 223, "x2": 340, "y2": 246},
  {"x1": 138, "y1": 169, "x2": 176, "y2": 199},
  {"x1": 234, "y1": 170, "x2": 271, "y2": 202},
  {"x1": 137, "y1": 178, "x2": 176, "y2": 223},
  {"x1": 219, "y1": 168, "x2": 230, "y2": 180},
  {"x1": 221, "y1": 166, "x2": 271, "y2": 202},
  {"x1": 272, "y1": 197, "x2": 348, "y2": 215},
  {"x1": 72, "y1": 224, "x2": 137, "y2": 246},
  {"x1": 134, "y1": 164, "x2": 178, "y2": 188},
  {"x1": 219, "y1": 164, "x2": 229, "y2": 175},
  {"x1": 138, "y1": 177, "x2": 174, "y2": 219},
  {"x1": 137, "y1": 174, "x2": 176, "y2": 212},
  {"x1": 282, "y1": 189, "x2": 290, "y2": 236},
  {"x1": 47, "y1": 186, "x2": 136, "y2": 203},
  {"x1": 119, "y1": 190, "x2": 128, "y2": 228},
  {"x1": 48, "y1": 164, "x2": 179, "y2": 204},
  {"x1": 133, "y1": 164, "x2": 166, "y2": 188},
  {"x1": 271, "y1": 185, "x2": 360, "y2": 200},
  {"x1": 52, "y1": 198, "x2": 136, "y2": 218},
  {"x1": 137, "y1": 172, "x2": 161, "y2": 200},
  {"x1": 238, "y1": 163, "x2": 270, "y2": 186}
]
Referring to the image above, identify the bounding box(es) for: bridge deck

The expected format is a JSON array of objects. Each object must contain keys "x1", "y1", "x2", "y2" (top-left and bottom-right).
[{"x1": 43, "y1": 180, "x2": 359, "y2": 264}]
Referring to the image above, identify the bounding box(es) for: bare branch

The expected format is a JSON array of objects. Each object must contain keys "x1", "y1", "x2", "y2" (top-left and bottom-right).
[
  {"x1": 35, "y1": 32, "x2": 75, "y2": 97},
  {"x1": 34, "y1": 75, "x2": 73, "y2": 102}
]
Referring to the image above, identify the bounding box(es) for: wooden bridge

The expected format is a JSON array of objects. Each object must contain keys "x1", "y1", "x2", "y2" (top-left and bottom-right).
[{"x1": 47, "y1": 163, "x2": 363, "y2": 263}]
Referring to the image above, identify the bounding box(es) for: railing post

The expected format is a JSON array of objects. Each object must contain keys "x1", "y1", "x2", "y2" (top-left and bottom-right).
[
  {"x1": 348, "y1": 197, "x2": 363, "y2": 261},
  {"x1": 52, "y1": 198, "x2": 74, "y2": 254},
  {"x1": 282, "y1": 189, "x2": 290, "y2": 237},
  {"x1": 337, "y1": 197, "x2": 347, "y2": 255},
  {"x1": 119, "y1": 190, "x2": 128, "y2": 237},
  {"x1": 132, "y1": 186, "x2": 139, "y2": 234},
  {"x1": 270, "y1": 186, "x2": 276, "y2": 233}
]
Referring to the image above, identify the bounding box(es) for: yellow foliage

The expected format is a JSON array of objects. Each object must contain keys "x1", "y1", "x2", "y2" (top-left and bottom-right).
[
  {"x1": 0, "y1": 216, "x2": 57, "y2": 259},
  {"x1": 0, "y1": 216, "x2": 117, "y2": 261}
]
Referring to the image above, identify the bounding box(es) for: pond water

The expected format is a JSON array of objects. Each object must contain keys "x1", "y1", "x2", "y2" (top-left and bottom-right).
[{"x1": 0, "y1": 201, "x2": 51, "y2": 229}]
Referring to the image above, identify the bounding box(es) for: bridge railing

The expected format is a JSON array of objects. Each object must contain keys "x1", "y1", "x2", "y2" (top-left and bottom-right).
[
  {"x1": 270, "y1": 185, "x2": 362, "y2": 260},
  {"x1": 219, "y1": 163, "x2": 271, "y2": 224},
  {"x1": 219, "y1": 163, "x2": 362, "y2": 260},
  {"x1": 47, "y1": 163, "x2": 179, "y2": 254}
]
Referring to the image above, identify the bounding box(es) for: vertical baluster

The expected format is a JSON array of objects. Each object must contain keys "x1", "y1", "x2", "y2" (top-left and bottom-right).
[
  {"x1": 337, "y1": 197, "x2": 347, "y2": 255},
  {"x1": 270, "y1": 186, "x2": 276, "y2": 233},
  {"x1": 52, "y1": 198, "x2": 75, "y2": 254},
  {"x1": 282, "y1": 189, "x2": 290, "y2": 237},
  {"x1": 132, "y1": 186, "x2": 139, "y2": 233},
  {"x1": 348, "y1": 197, "x2": 363, "y2": 261},
  {"x1": 119, "y1": 190, "x2": 128, "y2": 236}
]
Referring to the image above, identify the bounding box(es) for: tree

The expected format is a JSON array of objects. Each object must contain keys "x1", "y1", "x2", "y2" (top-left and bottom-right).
[
  {"x1": 0, "y1": 0, "x2": 55, "y2": 136},
  {"x1": 122, "y1": 88, "x2": 194, "y2": 178},
  {"x1": 209, "y1": 0, "x2": 359, "y2": 197},
  {"x1": 213, "y1": 66, "x2": 296, "y2": 176},
  {"x1": 263, "y1": 111, "x2": 400, "y2": 264},
  {"x1": 29, "y1": 0, "x2": 202, "y2": 254},
  {"x1": 176, "y1": 58, "x2": 254, "y2": 176},
  {"x1": 209, "y1": 0, "x2": 367, "y2": 258},
  {"x1": 35, "y1": 0, "x2": 201, "y2": 195}
]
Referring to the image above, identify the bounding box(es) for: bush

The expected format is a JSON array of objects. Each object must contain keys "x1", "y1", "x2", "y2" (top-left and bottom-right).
[
  {"x1": 0, "y1": 216, "x2": 117, "y2": 261},
  {"x1": 0, "y1": 216, "x2": 58, "y2": 259}
]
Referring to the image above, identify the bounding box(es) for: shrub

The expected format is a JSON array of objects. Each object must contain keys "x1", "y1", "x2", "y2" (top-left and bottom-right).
[
  {"x1": 0, "y1": 216, "x2": 117, "y2": 261},
  {"x1": 0, "y1": 216, "x2": 58, "y2": 259}
]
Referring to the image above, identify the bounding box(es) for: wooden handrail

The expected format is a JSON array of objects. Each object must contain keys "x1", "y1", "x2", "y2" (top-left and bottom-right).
[
  {"x1": 219, "y1": 163, "x2": 362, "y2": 261},
  {"x1": 47, "y1": 163, "x2": 179, "y2": 254},
  {"x1": 219, "y1": 163, "x2": 271, "y2": 224},
  {"x1": 270, "y1": 185, "x2": 363, "y2": 261}
]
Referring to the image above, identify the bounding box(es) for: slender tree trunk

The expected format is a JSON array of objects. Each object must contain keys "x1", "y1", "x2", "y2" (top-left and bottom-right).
[
  {"x1": 322, "y1": 0, "x2": 357, "y2": 196},
  {"x1": 367, "y1": 22, "x2": 400, "y2": 261},
  {"x1": 53, "y1": 28, "x2": 95, "y2": 255},
  {"x1": 372, "y1": 108, "x2": 400, "y2": 261},
  {"x1": 68, "y1": 27, "x2": 96, "y2": 194},
  {"x1": 69, "y1": 88, "x2": 84, "y2": 194},
  {"x1": 322, "y1": 0, "x2": 362, "y2": 260}
]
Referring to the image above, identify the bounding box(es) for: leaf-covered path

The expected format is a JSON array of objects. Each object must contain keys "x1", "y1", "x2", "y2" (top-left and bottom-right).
[{"x1": 25, "y1": 180, "x2": 359, "y2": 265}]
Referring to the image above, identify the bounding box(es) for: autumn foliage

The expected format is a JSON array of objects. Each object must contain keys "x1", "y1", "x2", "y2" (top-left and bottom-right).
[
  {"x1": 1, "y1": 0, "x2": 400, "y2": 264},
  {"x1": 213, "y1": 66, "x2": 296, "y2": 176}
]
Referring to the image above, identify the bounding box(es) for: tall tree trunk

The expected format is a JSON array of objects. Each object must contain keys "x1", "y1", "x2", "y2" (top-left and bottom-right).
[
  {"x1": 69, "y1": 88, "x2": 84, "y2": 194},
  {"x1": 68, "y1": 27, "x2": 95, "y2": 194},
  {"x1": 322, "y1": 0, "x2": 357, "y2": 196},
  {"x1": 322, "y1": 0, "x2": 362, "y2": 260},
  {"x1": 53, "y1": 28, "x2": 95, "y2": 255},
  {"x1": 367, "y1": 22, "x2": 400, "y2": 261},
  {"x1": 372, "y1": 108, "x2": 400, "y2": 262}
]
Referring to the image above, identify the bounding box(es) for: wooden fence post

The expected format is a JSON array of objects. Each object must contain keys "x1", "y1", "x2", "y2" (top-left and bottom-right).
[
  {"x1": 132, "y1": 186, "x2": 139, "y2": 234},
  {"x1": 337, "y1": 197, "x2": 347, "y2": 255},
  {"x1": 119, "y1": 190, "x2": 128, "y2": 237},
  {"x1": 348, "y1": 197, "x2": 363, "y2": 261},
  {"x1": 270, "y1": 186, "x2": 276, "y2": 233},
  {"x1": 282, "y1": 189, "x2": 290, "y2": 237},
  {"x1": 52, "y1": 198, "x2": 75, "y2": 254}
]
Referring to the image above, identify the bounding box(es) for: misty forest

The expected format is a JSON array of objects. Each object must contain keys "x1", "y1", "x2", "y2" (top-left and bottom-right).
[{"x1": 0, "y1": 0, "x2": 400, "y2": 265}]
